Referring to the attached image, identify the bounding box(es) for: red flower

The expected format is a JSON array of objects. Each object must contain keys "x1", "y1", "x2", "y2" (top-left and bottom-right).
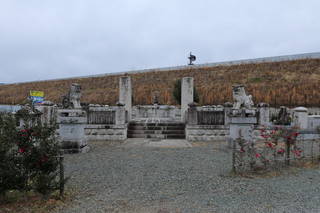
[
  {"x1": 292, "y1": 132, "x2": 300, "y2": 137},
  {"x1": 292, "y1": 149, "x2": 302, "y2": 157},
  {"x1": 266, "y1": 142, "x2": 274, "y2": 148},
  {"x1": 277, "y1": 148, "x2": 285, "y2": 154},
  {"x1": 240, "y1": 147, "x2": 245, "y2": 152},
  {"x1": 255, "y1": 153, "x2": 261, "y2": 158},
  {"x1": 40, "y1": 156, "x2": 48, "y2": 163},
  {"x1": 18, "y1": 148, "x2": 25, "y2": 153}
]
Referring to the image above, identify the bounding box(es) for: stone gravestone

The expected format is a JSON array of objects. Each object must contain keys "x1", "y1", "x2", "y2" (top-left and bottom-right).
[
  {"x1": 274, "y1": 106, "x2": 291, "y2": 125},
  {"x1": 292, "y1": 107, "x2": 308, "y2": 129},
  {"x1": 257, "y1": 103, "x2": 270, "y2": 126}
]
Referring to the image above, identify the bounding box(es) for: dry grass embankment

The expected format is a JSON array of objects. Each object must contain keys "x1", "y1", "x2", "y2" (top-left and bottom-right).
[{"x1": 1, "y1": 58, "x2": 320, "y2": 107}]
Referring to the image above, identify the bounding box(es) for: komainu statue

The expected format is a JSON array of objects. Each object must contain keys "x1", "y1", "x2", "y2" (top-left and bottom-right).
[
  {"x1": 61, "y1": 83, "x2": 82, "y2": 109},
  {"x1": 232, "y1": 85, "x2": 254, "y2": 109}
]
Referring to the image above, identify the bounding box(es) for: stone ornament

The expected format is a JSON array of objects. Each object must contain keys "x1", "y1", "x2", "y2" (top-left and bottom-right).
[
  {"x1": 232, "y1": 85, "x2": 254, "y2": 110},
  {"x1": 62, "y1": 83, "x2": 82, "y2": 109}
]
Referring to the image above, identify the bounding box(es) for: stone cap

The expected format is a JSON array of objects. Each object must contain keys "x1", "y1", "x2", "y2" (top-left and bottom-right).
[{"x1": 293, "y1": 107, "x2": 308, "y2": 112}]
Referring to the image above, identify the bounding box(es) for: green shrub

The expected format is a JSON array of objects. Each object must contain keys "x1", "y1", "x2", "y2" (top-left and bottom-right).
[{"x1": 0, "y1": 111, "x2": 61, "y2": 198}]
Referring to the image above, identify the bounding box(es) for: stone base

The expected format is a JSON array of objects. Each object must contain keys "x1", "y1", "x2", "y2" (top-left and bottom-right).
[
  {"x1": 85, "y1": 124, "x2": 127, "y2": 141},
  {"x1": 186, "y1": 125, "x2": 229, "y2": 142},
  {"x1": 228, "y1": 115, "x2": 257, "y2": 148}
]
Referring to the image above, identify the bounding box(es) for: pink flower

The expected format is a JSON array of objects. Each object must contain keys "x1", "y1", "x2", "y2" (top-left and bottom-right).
[
  {"x1": 255, "y1": 153, "x2": 261, "y2": 158},
  {"x1": 240, "y1": 147, "x2": 245, "y2": 152}
]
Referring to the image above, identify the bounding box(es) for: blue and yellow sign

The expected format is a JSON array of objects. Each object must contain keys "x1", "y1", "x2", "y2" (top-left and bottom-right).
[{"x1": 30, "y1": 91, "x2": 44, "y2": 104}]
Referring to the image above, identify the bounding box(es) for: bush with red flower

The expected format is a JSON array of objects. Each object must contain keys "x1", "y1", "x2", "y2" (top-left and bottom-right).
[
  {"x1": 235, "y1": 126, "x2": 303, "y2": 171},
  {"x1": 0, "y1": 111, "x2": 61, "y2": 198}
]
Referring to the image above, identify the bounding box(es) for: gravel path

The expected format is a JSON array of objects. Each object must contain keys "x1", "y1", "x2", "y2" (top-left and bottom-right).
[{"x1": 57, "y1": 140, "x2": 320, "y2": 213}]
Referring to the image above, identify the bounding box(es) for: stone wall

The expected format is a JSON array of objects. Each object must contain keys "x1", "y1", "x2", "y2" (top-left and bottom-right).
[
  {"x1": 186, "y1": 125, "x2": 229, "y2": 141},
  {"x1": 85, "y1": 124, "x2": 127, "y2": 141},
  {"x1": 132, "y1": 105, "x2": 181, "y2": 121}
]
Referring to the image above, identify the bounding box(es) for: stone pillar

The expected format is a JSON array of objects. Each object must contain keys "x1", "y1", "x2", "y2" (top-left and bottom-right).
[
  {"x1": 35, "y1": 105, "x2": 57, "y2": 125},
  {"x1": 258, "y1": 103, "x2": 270, "y2": 126},
  {"x1": 115, "y1": 106, "x2": 126, "y2": 125},
  {"x1": 57, "y1": 109, "x2": 89, "y2": 153},
  {"x1": 228, "y1": 116, "x2": 257, "y2": 147},
  {"x1": 119, "y1": 76, "x2": 132, "y2": 121},
  {"x1": 181, "y1": 77, "x2": 194, "y2": 122},
  {"x1": 187, "y1": 104, "x2": 198, "y2": 125},
  {"x1": 292, "y1": 107, "x2": 308, "y2": 129},
  {"x1": 223, "y1": 102, "x2": 233, "y2": 126}
]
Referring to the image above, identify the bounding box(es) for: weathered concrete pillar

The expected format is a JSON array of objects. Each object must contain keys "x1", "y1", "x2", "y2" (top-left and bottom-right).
[
  {"x1": 115, "y1": 106, "x2": 126, "y2": 125},
  {"x1": 292, "y1": 107, "x2": 308, "y2": 129},
  {"x1": 57, "y1": 109, "x2": 89, "y2": 153},
  {"x1": 181, "y1": 77, "x2": 194, "y2": 122},
  {"x1": 187, "y1": 104, "x2": 198, "y2": 125},
  {"x1": 228, "y1": 116, "x2": 257, "y2": 147},
  {"x1": 119, "y1": 76, "x2": 132, "y2": 121},
  {"x1": 258, "y1": 103, "x2": 270, "y2": 126},
  {"x1": 223, "y1": 102, "x2": 233, "y2": 126}
]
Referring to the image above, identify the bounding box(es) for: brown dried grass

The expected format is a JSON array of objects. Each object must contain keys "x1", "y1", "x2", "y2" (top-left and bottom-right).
[{"x1": 1, "y1": 59, "x2": 320, "y2": 106}]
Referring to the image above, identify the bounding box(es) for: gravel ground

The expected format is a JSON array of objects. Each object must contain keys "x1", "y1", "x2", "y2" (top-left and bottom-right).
[{"x1": 57, "y1": 140, "x2": 320, "y2": 213}]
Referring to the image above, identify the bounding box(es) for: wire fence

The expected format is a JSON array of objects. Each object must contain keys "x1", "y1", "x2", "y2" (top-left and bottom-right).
[{"x1": 232, "y1": 137, "x2": 320, "y2": 173}]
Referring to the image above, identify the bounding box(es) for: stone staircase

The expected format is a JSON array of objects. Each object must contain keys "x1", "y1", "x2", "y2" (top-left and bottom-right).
[{"x1": 127, "y1": 122, "x2": 186, "y2": 139}]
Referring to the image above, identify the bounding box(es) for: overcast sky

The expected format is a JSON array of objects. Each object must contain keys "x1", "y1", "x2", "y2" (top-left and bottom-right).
[{"x1": 1, "y1": 0, "x2": 319, "y2": 83}]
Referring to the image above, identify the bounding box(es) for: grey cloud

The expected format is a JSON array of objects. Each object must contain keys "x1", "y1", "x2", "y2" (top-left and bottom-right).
[{"x1": 0, "y1": 0, "x2": 320, "y2": 83}]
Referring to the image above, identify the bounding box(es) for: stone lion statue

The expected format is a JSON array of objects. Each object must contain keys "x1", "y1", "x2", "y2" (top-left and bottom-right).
[
  {"x1": 232, "y1": 85, "x2": 254, "y2": 109},
  {"x1": 62, "y1": 83, "x2": 82, "y2": 109}
]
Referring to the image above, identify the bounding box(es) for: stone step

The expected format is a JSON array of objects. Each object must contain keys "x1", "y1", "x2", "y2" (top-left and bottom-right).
[
  {"x1": 127, "y1": 122, "x2": 186, "y2": 139},
  {"x1": 128, "y1": 122, "x2": 185, "y2": 127},
  {"x1": 127, "y1": 133, "x2": 186, "y2": 139},
  {"x1": 128, "y1": 125, "x2": 185, "y2": 131},
  {"x1": 127, "y1": 130, "x2": 185, "y2": 135}
]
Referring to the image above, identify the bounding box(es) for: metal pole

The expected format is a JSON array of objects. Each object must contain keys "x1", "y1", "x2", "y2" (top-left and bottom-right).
[
  {"x1": 59, "y1": 152, "x2": 64, "y2": 197},
  {"x1": 232, "y1": 139, "x2": 236, "y2": 173}
]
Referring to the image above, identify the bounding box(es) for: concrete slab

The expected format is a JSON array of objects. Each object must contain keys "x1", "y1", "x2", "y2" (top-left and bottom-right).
[{"x1": 123, "y1": 138, "x2": 192, "y2": 148}]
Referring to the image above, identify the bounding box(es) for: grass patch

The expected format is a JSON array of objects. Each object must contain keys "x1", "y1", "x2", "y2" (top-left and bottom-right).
[{"x1": 248, "y1": 77, "x2": 263, "y2": 83}]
